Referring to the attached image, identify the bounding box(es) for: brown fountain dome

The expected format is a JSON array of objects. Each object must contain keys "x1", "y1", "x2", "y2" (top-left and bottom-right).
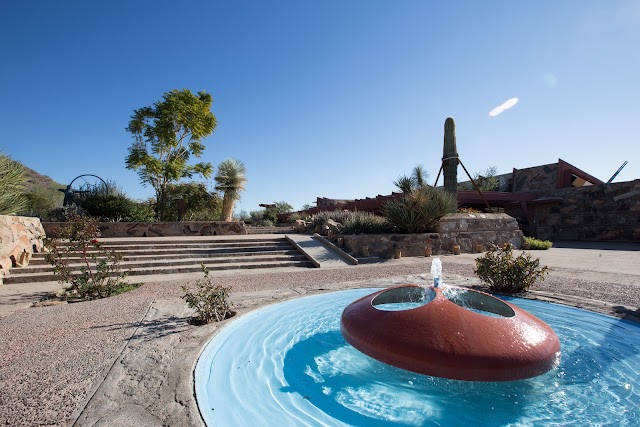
[{"x1": 341, "y1": 284, "x2": 561, "y2": 382}]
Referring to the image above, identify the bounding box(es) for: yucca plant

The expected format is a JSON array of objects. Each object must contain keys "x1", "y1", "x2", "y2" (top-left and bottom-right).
[
  {"x1": 0, "y1": 153, "x2": 28, "y2": 215},
  {"x1": 383, "y1": 186, "x2": 457, "y2": 233},
  {"x1": 214, "y1": 158, "x2": 247, "y2": 221}
]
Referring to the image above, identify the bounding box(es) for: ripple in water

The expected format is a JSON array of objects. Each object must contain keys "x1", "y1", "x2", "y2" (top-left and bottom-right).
[{"x1": 195, "y1": 288, "x2": 640, "y2": 426}]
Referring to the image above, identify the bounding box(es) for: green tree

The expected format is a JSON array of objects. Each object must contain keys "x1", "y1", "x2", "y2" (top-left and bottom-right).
[
  {"x1": 262, "y1": 201, "x2": 293, "y2": 224},
  {"x1": 0, "y1": 153, "x2": 28, "y2": 214},
  {"x1": 125, "y1": 89, "x2": 217, "y2": 221},
  {"x1": 273, "y1": 201, "x2": 293, "y2": 214},
  {"x1": 164, "y1": 182, "x2": 222, "y2": 221},
  {"x1": 458, "y1": 166, "x2": 500, "y2": 192},
  {"x1": 214, "y1": 158, "x2": 247, "y2": 221}
]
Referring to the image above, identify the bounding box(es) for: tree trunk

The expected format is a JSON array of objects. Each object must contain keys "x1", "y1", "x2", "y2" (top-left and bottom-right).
[{"x1": 221, "y1": 193, "x2": 235, "y2": 221}]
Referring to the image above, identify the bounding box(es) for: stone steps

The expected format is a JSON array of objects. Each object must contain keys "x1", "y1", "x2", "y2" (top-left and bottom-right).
[
  {"x1": 4, "y1": 236, "x2": 313, "y2": 285},
  {"x1": 246, "y1": 226, "x2": 293, "y2": 234},
  {"x1": 27, "y1": 248, "x2": 300, "y2": 266}
]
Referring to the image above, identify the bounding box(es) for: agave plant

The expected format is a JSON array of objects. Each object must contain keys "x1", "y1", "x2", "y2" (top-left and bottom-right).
[
  {"x1": 340, "y1": 212, "x2": 394, "y2": 235},
  {"x1": 383, "y1": 186, "x2": 456, "y2": 233}
]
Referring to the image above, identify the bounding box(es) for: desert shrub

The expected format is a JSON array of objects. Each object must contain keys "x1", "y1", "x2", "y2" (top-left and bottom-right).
[
  {"x1": 474, "y1": 244, "x2": 549, "y2": 293},
  {"x1": 287, "y1": 213, "x2": 303, "y2": 223},
  {"x1": 74, "y1": 181, "x2": 157, "y2": 222},
  {"x1": 181, "y1": 265, "x2": 234, "y2": 323},
  {"x1": 341, "y1": 212, "x2": 394, "y2": 235},
  {"x1": 309, "y1": 210, "x2": 359, "y2": 228},
  {"x1": 44, "y1": 215, "x2": 129, "y2": 300},
  {"x1": 524, "y1": 236, "x2": 553, "y2": 250},
  {"x1": 22, "y1": 185, "x2": 64, "y2": 218},
  {"x1": 383, "y1": 187, "x2": 457, "y2": 233},
  {"x1": 458, "y1": 207, "x2": 482, "y2": 214}
]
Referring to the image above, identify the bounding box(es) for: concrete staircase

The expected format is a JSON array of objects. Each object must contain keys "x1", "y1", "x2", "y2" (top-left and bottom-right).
[{"x1": 3, "y1": 236, "x2": 314, "y2": 285}]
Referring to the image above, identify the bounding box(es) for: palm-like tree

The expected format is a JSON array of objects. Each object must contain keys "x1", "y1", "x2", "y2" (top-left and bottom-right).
[{"x1": 214, "y1": 158, "x2": 247, "y2": 221}]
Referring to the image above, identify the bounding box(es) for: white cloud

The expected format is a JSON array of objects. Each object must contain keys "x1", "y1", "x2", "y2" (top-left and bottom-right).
[
  {"x1": 489, "y1": 97, "x2": 519, "y2": 117},
  {"x1": 544, "y1": 73, "x2": 558, "y2": 88}
]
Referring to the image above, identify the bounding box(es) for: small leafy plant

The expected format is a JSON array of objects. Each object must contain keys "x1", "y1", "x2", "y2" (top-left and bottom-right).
[
  {"x1": 181, "y1": 265, "x2": 234, "y2": 323},
  {"x1": 474, "y1": 244, "x2": 549, "y2": 293},
  {"x1": 44, "y1": 215, "x2": 129, "y2": 300},
  {"x1": 524, "y1": 236, "x2": 553, "y2": 250}
]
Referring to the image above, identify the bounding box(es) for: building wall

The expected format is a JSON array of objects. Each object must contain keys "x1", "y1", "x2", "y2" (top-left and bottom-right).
[
  {"x1": 511, "y1": 179, "x2": 640, "y2": 241},
  {"x1": 512, "y1": 163, "x2": 558, "y2": 192}
]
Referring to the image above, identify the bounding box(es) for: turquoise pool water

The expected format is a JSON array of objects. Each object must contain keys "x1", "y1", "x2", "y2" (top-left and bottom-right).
[{"x1": 195, "y1": 288, "x2": 639, "y2": 426}]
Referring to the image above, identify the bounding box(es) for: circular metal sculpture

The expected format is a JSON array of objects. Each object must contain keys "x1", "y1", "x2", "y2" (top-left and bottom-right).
[
  {"x1": 60, "y1": 174, "x2": 108, "y2": 206},
  {"x1": 341, "y1": 284, "x2": 561, "y2": 382}
]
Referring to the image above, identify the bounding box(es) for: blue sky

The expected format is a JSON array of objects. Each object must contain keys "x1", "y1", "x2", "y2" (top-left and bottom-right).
[{"x1": 2, "y1": 1, "x2": 638, "y2": 214}]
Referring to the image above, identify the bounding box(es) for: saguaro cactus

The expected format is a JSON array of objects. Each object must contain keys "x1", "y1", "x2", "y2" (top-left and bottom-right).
[{"x1": 443, "y1": 117, "x2": 459, "y2": 197}]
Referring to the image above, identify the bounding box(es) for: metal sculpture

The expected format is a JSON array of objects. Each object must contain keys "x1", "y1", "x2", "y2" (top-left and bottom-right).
[{"x1": 60, "y1": 174, "x2": 108, "y2": 206}]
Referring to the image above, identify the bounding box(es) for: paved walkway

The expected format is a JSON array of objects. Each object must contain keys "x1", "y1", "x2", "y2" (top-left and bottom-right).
[{"x1": 285, "y1": 234, "x2": 355, "y2": 268}]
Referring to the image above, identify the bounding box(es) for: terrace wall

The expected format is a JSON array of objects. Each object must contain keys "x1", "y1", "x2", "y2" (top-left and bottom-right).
[
  {"x1": 42, "y1": 221, "x2": 248, "y2": 238},
  {"x1": 0, "y1": 215, "x2": 45, "y2": 283},
  {"x1": 342, "y1": 213, "x2": 523, "y2": 258}
]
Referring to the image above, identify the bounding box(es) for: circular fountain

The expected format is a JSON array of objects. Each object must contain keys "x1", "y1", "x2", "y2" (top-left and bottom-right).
[
  {"x1": 195, "y1": 287, "x2": 640, "y2": 426},
  {"x1": 341, "y1": 284, "x2": 561, "y2": 381}
]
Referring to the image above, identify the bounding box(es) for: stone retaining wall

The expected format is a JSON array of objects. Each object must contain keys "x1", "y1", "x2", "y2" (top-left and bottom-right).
[
  {"x1": 42, "y1": 221, "x2": 248, "y2": 238},
  {"x1": 0, "y1": 215, "x2": 46, "y2": 283},
  {"x1": 342, "y1": 213, "x2": 523, "y2": 258}
]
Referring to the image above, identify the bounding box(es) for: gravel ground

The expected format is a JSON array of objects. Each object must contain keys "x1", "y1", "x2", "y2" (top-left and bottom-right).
[{"x1": 1, "y1": 259, "x2": 638, "y2": 426}]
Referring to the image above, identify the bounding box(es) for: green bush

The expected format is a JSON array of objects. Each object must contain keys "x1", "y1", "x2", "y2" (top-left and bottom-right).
[
  {"x1": 44, "y1": 215, "x2": 129, "y2": 300},
  {"x1": 22, "y1": 185, "x2": 64, "y2": 218},
  {"x1": 383, "y1": 187, "x2": 457, "y2": 233},
  {"x1": 524, "y1": 236, "x2": 553, "y2": 250},
  {"x1": 181, "y1": 265, "x2": 234, "y2": 323},
  {"x1": 474, "y1": 244, "x2": 549, "y2": 293},
  {"x1": 73, "y1": 181, "x2": 157, "y2": 222}
]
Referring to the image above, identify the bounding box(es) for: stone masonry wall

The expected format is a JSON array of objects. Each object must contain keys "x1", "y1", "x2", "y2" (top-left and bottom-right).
[
  {"x1": 521, "y1": 179, "x2": 640, "y2": 241},
  {"x1": 42, "y1": 221, "x2": 248, "y2": 238},
  {"x1": 342, "y1": 213, "x2": 523, "y2": 258},
  {"x1": 0, "y1": 215, "x2": 46, "y2": 284},
  {"x1": 512, "y1": 163, "x2": 558, "y2": 192}
]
